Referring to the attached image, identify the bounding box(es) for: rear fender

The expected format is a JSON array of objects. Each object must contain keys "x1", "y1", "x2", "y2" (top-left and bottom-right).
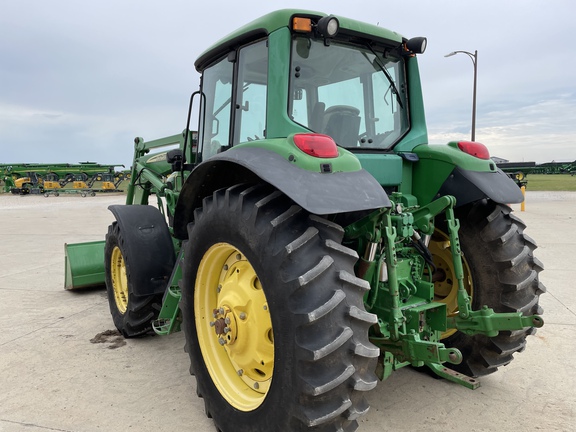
[
  {"x1": 412, "y1": 144, "x2": 523, "y2": 207},
  {"x1": 173, "y1": 148, "x2": 391, "y2": 239},
  {"x1": 437, "y1": 166, "x2": 524, "y2": 207},
  {"x1": 108, "y1": 205, "x2": 176, "y2": 297}
]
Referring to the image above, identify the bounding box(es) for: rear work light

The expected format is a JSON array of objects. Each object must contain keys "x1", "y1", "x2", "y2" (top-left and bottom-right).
[
  {"x1": 293, "y1": 133, "x2": 339, "y2": 158},
  {"x1": 457, "y1": 141, "x2": 490, "y2": 160}
]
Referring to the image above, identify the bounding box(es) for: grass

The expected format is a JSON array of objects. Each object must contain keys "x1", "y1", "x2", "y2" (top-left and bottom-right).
[{"x1": 525, "y1": 174, "x2": 576, "y2": 191}]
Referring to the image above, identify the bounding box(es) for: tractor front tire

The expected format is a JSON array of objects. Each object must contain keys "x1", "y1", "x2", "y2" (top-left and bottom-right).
[
  {"x1": 181, "y1": 184, "x2": 379, "y2": 432},
  {"x1": 104, "y1": 222, "x2": 162, "y2": 337},
  {"x1": 436, "y1": 199, "x2": 545, "y2": 377}
]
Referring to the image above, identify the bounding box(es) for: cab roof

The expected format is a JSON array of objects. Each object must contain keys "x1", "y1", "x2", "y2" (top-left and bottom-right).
[{"x1": 194, "y1": 9, "x2": 404, "y2": 72}]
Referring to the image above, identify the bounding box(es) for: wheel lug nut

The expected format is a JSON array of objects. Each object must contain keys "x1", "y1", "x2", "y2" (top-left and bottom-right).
[
  {"x1": 225, "y1": 317, "x2": 231, "y2": 325},
  {"x1": 218, "y1": 338, "x2": 227, "y2": 346},
  {"x1": 239, "y1": 312, "x2": 247, "y2": 320},
  {"x1": 224, "y1": 327, "x2": 230, "y2": 334},
  {"x1": 253, "y1": 382, "x2": 260, "y2": 389},
  {"x1": 237, "y1": 369, "x2": 243, "y2": 376},
  {"x1": 209, "y1": 321, "x2": 215, "y2": 327}
]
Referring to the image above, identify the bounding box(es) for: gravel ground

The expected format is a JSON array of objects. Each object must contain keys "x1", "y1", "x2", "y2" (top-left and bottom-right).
[
  {"x1": 0, "y1": 193, "x2": 125, "y2": 209},
  {"x1": 0, "y1": 192, "x2": 574, "y2": 432}
]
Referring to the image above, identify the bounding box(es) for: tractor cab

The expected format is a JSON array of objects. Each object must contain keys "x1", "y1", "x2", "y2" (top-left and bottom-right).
[{"x1": 193, "y1": 10, "x2": 427, "y2": 167}]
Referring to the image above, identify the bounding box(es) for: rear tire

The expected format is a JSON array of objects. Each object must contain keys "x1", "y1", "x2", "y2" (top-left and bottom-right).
[
  {"x1": 104, "y1": 222, "x2": 162, "y2": 337},
  {"x1": 181, "y1": 183, "x2": 379, "y2": 432},
  {"x1": 434, "y1": 199, "x2": 545, "y2": 377}
]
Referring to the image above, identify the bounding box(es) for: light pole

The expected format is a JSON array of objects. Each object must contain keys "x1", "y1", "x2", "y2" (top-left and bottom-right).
[{"x1": 445, "y1": 50, "x2": 478, "y2": 142}]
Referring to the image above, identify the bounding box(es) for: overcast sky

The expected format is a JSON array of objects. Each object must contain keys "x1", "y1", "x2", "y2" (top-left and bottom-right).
[{"x1": 1, "y1": 0, "x2": 575, "y2": 167}]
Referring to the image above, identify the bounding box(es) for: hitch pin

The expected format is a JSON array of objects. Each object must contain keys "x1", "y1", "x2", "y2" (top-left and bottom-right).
[
  {"x1": 412, "y1": 230, "x2": 431, "y2": 247},
  {"x1": 364, "y1": 242, "x2": 378, "y2": 261}
]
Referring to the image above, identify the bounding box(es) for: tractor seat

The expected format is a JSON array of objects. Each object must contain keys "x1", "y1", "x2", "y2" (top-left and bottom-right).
[{"x1": 322, "y1": 105, "x2": 361, "y2": 147}]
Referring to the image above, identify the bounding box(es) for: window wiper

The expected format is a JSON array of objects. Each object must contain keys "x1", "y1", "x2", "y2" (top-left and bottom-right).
[{"x1": 364, "y1": 45, "x2": 404, "y2": 109}]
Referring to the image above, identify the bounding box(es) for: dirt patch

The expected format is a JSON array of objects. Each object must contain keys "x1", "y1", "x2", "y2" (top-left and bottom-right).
[{"x1": 90, "y1": 329, "x2": 126, "y2": 349}]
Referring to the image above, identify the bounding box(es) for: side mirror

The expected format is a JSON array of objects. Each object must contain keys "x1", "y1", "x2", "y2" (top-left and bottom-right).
[{"x1": 166, "y1": 149, "x2": 184, "y2": 172}]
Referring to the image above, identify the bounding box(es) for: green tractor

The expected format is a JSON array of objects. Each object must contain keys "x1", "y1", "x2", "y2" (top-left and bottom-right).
[{"x1": 65, "y1": 10, "x2": 544, "y2": 432}]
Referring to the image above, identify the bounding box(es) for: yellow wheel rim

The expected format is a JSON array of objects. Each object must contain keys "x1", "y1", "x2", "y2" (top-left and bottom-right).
[
  {"x1": 110, "y1": 246, "x2": 128, "y2": 314},
  {"x1": 195, "y1": 243, "x2": 274, "y2": 412},
  {"x1": 428, "y1": 229, "x2": 473, "y2": 339}
]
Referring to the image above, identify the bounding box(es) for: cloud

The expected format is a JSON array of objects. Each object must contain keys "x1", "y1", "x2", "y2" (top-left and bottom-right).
[
  {"x1": 428, "y1": 93, "x2": 576, "y2": 162},
  {"x1": 1, "y1": 0, "x2": 575, "y2": 167},
  {"x1": 0, "y1": 101, "x2": 190, "y2": 166}
]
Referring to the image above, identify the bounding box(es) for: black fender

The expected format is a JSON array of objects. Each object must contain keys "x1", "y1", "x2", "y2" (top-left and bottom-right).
[
  {"x1": 437, "y1": 166, "x2": 524, "y2": 207},
  {"x1": 108, "y1": 205, "x2": 176, "y2": 297},
  {"x1": 173, "y1": 147, "x2": 391, "y2": 239}
]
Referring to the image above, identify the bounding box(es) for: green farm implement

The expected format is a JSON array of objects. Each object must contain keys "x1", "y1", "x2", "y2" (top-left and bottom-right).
[
  {"x1": 0, "y1": 162, "x2": 123, "y2": 180},
  {"x1": 64, "y1": 10, "x2": 544, "y2": 431},
  {"x1": 498, "y1": 160, "x2": 576, "y2": 188},
  {"x1": 43, "y1": 172, "x2": 124, "y2": 197},
  {"x1": 1, "y1": 162, "x2": 125, "y2": 194},
  {"x1": 9, "y1": 171, "x2": 44, "y2": 195}
]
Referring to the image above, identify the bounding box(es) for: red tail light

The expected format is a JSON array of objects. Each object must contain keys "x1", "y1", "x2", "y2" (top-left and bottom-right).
[
  {"x1": 293, "y1": 133, "x2": 339, "y2": 158},
  {"x1": 457, "y1": 141, "x2": 490, "y2": 160}
]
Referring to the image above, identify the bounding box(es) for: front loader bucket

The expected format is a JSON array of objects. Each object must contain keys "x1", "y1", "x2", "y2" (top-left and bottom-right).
[{"x1": 64, "y1": 241, "x2": 106, "y2": 290}]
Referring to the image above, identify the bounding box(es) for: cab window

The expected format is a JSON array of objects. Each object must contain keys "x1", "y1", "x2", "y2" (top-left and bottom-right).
[
  {"x1": 199, "y1": 40, "x2": 268, "y2": 161},
  {"x1": 233, "y1": 40, "x2": 268, "y2": 144},
  {"x1": 199, "y1": 56, "x2": 233, "y2": 161}
]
